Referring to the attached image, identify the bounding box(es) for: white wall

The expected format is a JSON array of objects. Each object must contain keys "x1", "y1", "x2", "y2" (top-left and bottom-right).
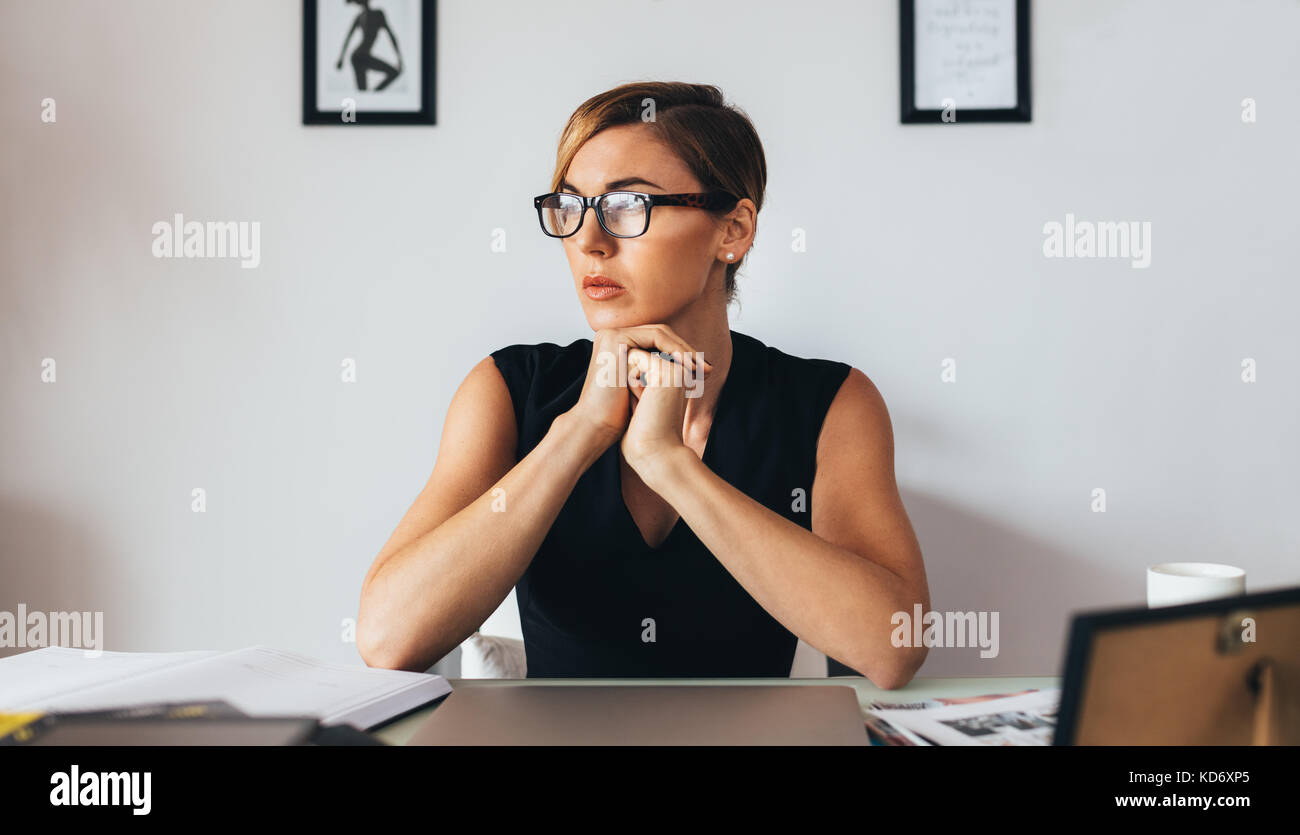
[{"x1": 2, "y1": 0, "x2": 1297, "y2": 677}]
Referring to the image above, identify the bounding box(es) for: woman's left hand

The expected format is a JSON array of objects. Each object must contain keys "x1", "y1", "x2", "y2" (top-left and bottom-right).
[{"x1": 621, "y1": 348, "x2": 693, "y2": 478}]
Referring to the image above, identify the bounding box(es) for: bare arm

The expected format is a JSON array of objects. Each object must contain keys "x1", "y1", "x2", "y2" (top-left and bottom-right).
[{"x1": 357, "y1": 357, "x2": 616, "y2": 671}]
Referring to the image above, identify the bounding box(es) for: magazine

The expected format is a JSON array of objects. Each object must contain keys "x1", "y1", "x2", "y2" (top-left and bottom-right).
[{"x1": 864, "y1": 688, "x2": 1060, "y2": 746}]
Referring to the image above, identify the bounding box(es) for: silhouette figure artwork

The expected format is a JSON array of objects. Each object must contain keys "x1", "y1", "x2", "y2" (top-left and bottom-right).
[{"x1": 335, "y1": 0, "x2": 404, "y2": 91}]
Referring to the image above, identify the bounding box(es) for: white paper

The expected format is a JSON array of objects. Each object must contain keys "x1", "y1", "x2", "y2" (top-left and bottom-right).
[
  {"x1": 913, "y1": 0, "x2": 1018, "y2": 110},
  {"x1": 0, "y1": 645, "x2": 450, "y2": 730},
  {"x1": 0, "y1": 646, "x2": 220, "y2": 708}
]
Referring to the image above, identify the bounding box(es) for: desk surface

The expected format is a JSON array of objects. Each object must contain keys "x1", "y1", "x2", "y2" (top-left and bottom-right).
[{"x1": 374, "y1": 674, "x2": 1059, "y2": 745}]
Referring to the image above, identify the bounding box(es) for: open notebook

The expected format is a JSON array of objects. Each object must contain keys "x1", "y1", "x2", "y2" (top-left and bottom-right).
[{"x1": 0, "y1": 645, "x2": 451, "y2": 730}]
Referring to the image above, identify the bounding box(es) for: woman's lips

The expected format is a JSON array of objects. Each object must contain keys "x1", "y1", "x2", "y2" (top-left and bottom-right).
[
  {"x1": 584, "y1": 285, "x2": 626, "y2": 300},
  {"x1": 583, "y1": 276, "x2": 626, "y2": 300}
]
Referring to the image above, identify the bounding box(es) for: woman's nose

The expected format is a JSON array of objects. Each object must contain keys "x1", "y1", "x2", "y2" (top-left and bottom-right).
[{"x1": 571, "y1": 205, "x2": 615, "y2": 250}]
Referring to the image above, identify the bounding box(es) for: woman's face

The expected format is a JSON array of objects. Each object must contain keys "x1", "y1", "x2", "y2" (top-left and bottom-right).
[{"x1": 556, "y1": 123, "x2": 740, "y2": 331}]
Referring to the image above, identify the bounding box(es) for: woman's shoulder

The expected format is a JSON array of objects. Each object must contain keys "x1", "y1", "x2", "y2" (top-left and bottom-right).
[
  {"x1": 735, "y1": 331, "x2": 858, "y2": 461},
  {"x1": 489, "y1": 335, "x2": 592, "y2": 396},
  {"x1": 738, "y1": 330, "x2": 853, "y2": 389},
  {"x1": 490, "y1": 335, "x2": 590, "y2": 371}
]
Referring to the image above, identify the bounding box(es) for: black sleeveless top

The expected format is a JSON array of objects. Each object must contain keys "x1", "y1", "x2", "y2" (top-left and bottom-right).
[{"x1": 490, "y1": 329, "x2": 852, "y2": 678}]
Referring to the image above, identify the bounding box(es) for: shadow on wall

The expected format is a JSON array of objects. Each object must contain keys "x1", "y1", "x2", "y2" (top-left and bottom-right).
[
  {"x1": 0, "y1": 496, "x2": 111, "y2": 660},
  {"x1": 902, "y1": 488, "x2": 1138, "y2": 677}
]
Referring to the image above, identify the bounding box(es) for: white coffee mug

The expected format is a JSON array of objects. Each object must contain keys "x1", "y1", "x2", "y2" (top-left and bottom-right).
[{"x1": 1146, "y1": 562, "x2": 1246, "y2": 608}]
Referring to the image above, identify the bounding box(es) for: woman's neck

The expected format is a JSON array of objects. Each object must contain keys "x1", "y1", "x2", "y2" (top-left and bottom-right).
[{"x1": 662, "y1": 299, "x2": 733, "y2": 437}]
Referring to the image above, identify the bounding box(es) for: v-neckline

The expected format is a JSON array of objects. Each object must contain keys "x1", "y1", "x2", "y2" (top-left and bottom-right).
[{"x1": 615, "y1": 330, "x2": 743, "y2": 552}]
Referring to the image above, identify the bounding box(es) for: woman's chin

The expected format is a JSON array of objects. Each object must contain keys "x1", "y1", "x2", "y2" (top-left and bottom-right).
[
  {"x1": 582, "y1": 296, "x2": 683, "y2": 331},
  {"x1": 584, "y1": 304, "x2": 642, "y2": 330}
]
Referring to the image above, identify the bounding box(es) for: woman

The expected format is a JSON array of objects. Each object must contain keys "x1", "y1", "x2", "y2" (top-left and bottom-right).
[
  {"x1": 335, "y1": 0, "x2": 402, "y2": 92},
  {"x1": 358, "y1": 82, "x2": 930, "y2": 687}
]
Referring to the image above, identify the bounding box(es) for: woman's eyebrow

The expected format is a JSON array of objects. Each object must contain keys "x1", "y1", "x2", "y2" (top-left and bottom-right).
[{"x1": 558, "y1": 177, "x2": 664, "y2": 193}]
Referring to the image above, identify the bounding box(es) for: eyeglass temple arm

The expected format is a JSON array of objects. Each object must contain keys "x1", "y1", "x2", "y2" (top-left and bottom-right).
[
  {"x1": 534, "y1": 193, "x2": 738, "y2": 210},
  {"x1": 647, "y1": 193, "x2": 740, "y2": 210}
]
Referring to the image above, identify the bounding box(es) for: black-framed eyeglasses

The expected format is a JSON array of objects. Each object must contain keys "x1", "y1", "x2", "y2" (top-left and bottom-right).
[{"x1": 533, "y1": 190, "x2": 740, "y2": 239}]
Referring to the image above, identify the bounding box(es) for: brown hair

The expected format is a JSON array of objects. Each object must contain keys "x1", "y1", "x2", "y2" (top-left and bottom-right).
[{"x1": 549, "y1": 82, "x2": 767, "y2": 306}]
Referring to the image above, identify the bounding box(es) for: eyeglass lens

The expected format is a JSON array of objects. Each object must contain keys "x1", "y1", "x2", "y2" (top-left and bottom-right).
[{"x1": 539, "y1": 193, "x2": 646, "y2": 237}]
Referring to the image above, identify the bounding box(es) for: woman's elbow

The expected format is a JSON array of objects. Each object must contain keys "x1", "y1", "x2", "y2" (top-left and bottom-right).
[
  {"x1": 852, "y1": 644, "x2": 928, "y2": 691},
  {"x1": 356, "y1": 614, "x2": 400, "y2": 669},
  {"x1": 356, "y1": 597, "x2": 416, "y2": 670},
  {"x1": 357, "y1": 605, "x2": 454, "y2": 672}
]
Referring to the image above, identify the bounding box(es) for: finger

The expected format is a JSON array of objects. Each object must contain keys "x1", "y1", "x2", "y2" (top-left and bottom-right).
[
  {"x1": 634, "y1": 352, "x2": 689, "y2": 423},
  {"x1": 646, "y1": 324, "x2": 716, "y2": 373},
  {"x1": 610, "y1": 326, "x2": 714, "y2": 374},
  {"x1": 626, "y1": 348, "x2": 651, "y2": 396},
  {"x1": 628, "y1": 347, "x2": 691, "y2": 391},
  {"x1": 641, "y1": 347, "x2": 687, "y2": 388},
  {"x1": 649, "y1": 349, "x2": 697, "y2": 384},
  {"x1": 623, "y1": 339, "x2": 704, "y2": 392}
]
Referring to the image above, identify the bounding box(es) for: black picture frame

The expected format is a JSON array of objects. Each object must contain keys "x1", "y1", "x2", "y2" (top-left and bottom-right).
[
  {"x1": 900, "y1": 0, "x2": 1030, "y2": 123},
  {"x1": 303, "y1": 0, "x2": 437, "y2": 126}
]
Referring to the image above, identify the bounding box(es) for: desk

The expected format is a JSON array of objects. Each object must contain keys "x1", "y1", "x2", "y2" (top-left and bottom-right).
[{"x1": 374, "y1": 674, "x2": 1059, "y2": 745}]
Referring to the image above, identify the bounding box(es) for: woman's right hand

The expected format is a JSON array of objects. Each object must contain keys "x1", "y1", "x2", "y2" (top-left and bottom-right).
[{"x1": 566, "y1": 325, "x2": 713, "y2": 447}]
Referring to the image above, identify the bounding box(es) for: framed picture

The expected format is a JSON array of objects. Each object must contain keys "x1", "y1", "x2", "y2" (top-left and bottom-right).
[
  {"x1": 303, "y1": 0, "x2": 437, "y2": 125},
  {"x1": 900, "y1": 0, "x2": 1030, "y2": 123}
]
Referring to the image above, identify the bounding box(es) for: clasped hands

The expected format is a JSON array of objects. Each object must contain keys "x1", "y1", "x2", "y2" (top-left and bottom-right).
[
  {"x1": 622, "y1": 344, "x2": 710, "y2": 473},
  {"x1": 571, "y1": 326, "x2": 715, "y2": 485}
]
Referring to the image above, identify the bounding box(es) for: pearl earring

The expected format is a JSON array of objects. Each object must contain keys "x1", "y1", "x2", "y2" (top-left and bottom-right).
[{"x1": 726, "y1": 252, "x2": 735, "y2": 261}]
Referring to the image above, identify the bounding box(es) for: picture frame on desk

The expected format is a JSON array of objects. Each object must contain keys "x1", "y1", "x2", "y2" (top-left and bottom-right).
[
  {"x1": 900, "y1": 0, "x2": 1031, "y2": 123},
  {"x1": 303, "y1": 0, "x2": 437, "y2": 125},
  {"x1": 1053, "y1": 584, "x2": 1300, "y2": 746}
]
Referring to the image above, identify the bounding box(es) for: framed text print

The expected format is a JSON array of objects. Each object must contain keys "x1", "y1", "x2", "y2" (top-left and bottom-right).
[
  {"x1": 900, "y1": 0, "x2": 1030, "y2": 123},
  {"x1": 303, "y1": 0, "x2": 437, "y2": 125}
]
